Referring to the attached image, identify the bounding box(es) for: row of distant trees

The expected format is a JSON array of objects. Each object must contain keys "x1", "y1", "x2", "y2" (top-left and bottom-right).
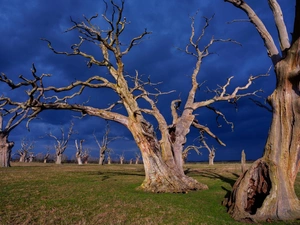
[{"x1": 13, "y1": 120, "x2": 219, "y2": 165}]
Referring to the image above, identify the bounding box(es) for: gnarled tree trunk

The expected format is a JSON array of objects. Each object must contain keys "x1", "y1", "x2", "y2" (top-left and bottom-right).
[
  {"x1": 227, "y1": 39, "x2": 300, "y2": 222},
  {"x1": 0, "y1": 133, "x2": 13, "y2": 167},
  {"x1": 129, "y1": 118, "x2": 208, "y2": 193}
]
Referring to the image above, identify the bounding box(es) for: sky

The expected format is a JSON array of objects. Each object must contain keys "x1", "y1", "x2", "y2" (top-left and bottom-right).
[{"x1": 0, "y1": 0, "x2": 295, "y2": 163}]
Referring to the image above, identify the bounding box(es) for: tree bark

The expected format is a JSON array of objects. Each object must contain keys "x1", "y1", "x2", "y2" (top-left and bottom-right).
[
  {"x1": 227, "y1": 39, "x2": 300, "y2": 222},
  {"x1": 56, "y1": 152, "x2": 62, "y2": 164},
  {"x1": 209, "y1": 152, "x2": 215, "y2": 165},
  {"x1": 76, "y1": 152, "x2": 83, "y2": 165},
  {"x1": 129, "y1": 118, "x2": 208, "y2": 193},
  {"x1": 0, "y1": 133, "x2": 13, "y2": 167},
  {"x1": 99, "y1": 153, "x2": 105, "y2": 165},
  {"x1": 241, "y1": 150, "x2": 246, "y2": 173}
]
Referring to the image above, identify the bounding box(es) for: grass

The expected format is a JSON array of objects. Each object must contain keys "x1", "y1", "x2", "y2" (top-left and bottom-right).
[{"x1": 0, "y1": 162, "x2": 299, "y2": 225}]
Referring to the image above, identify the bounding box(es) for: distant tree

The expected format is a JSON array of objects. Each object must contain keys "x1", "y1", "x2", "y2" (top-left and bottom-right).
[
  {"x1": 17, "y1": 138, "x2": 34, "y2": 162},
  {"x1": 182, "y1": 145, "x2": 201, "y2": 164},
  {"x1": 47, "y1": 121, "x2": 75, "y2": 164},
  {"x1": 224, "y1": 0, "x2": 300, "y2": 222},
  {"x1": 75, "y1": 139, "x2": 84, "y2": 165},
  {"x1": 82, "y1": 149, "x2": 89, "y2": 164},
  {"x1": 135, "y1": 152, "x2": 141, "y2": 165},
  {"x1": 93, "y1": 122, "x2": 120, "y2": 165},
  {"x1": 199, "y1": 132, "x2": 216, "y2": 165},
  {"x1": 119, "y1": 153, "x2": 125, "y2": 164},
  {"x1": 0, "y1": 1, "x2": 264, "y2": 192},
  {"x1": 241, "y1": 149, "x2": 246, "y2": 173}
]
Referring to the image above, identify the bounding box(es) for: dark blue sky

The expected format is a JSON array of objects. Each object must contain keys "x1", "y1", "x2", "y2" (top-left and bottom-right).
[{"x1": 0, "y1": 1, "x2": 294, "y2": 162}]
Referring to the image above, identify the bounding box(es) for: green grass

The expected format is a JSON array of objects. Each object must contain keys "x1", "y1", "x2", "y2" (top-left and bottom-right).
[{"x1": 0, "y1": 163, "x2": 299, "y2": 225}]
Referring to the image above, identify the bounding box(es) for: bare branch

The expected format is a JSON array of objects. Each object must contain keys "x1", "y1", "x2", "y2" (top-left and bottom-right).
[
  {"x1": 225, "y1": 0, "x2": 281, "y2": 65},
  {"x1": 268, "y1": 0, "x2": 290, "y2": 52}
]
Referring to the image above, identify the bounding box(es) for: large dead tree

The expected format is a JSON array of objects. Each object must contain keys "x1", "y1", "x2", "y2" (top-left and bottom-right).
[
  {"x1": 47, "y1": 121, "x2": 75, "y2": 164},
  {"x1": 224, "y1": 0, "x2": 300, "y2": 222},
  {"x1": 0, "y1": 1, "x2": 264, "y2": 192}
]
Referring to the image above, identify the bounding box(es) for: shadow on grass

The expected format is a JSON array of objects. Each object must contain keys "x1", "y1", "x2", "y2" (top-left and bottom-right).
[{"x1": 185, "y1": 168, "x2": 239, "y2": 187}]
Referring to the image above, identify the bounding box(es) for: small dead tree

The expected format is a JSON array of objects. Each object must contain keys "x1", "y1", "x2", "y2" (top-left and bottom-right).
[
  {"x1": 198, "y1": 132, "x2": 216, "y2": 165},
  {"x1": 47, "y1": 121, "x2": 75, "y2": 164},
  {"x1": 75, "y1": 139, "x2": 84, "y2": 165},
  {"x1": 119, "y1": 153, "x2": 125, "y2": 164},
  {"x1": 43, "y1": 146, "x2": 51, "y2": 163},
  {"x1": 241, "y1": 149, "x2": 246, "y2": 173},
  {"x1": 182, "y1": 145, "x2": 201, "y2": 164},
  {"x1": 82, "y1": 148, "x2": 89, "y2": 164},
  {"x1": 17, "y1": 138, "x2": 34, "y2": 162},
  {"x1": 135, "y1": 152, "x2": 141, "y2": 164},
  {"x1": 93, "y1": 122, "x2": 120, "y2": 165},
  {"x1": 28, "y1": 152, "x2": 35, "y2": 163}
]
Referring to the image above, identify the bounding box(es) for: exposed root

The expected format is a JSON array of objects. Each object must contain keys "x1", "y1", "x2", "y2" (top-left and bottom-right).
[{"x1": 137, "y1": 175, "x2": 208, "y2": 193}]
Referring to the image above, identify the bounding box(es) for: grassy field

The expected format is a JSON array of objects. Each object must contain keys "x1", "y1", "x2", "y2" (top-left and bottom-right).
[{"x1": 0, "y1": 162, "x2": 299, "y2": 225}]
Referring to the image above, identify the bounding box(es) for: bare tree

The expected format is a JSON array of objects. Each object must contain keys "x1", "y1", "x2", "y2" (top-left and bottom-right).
[
  {"x1": 93, "y1": 122, "x2": 120, "y2": 165},
  {"x1": 0, "y1": 63, "x2": 50, "y2": 167},
  {"x1": 119, "y1": 153, "x2": 125, "y2": 164},
  {"x1": 241, "y1": 149, "x2": 246, "y2": 173},
  {"x1": 17, "y1": 138, "x2": 34, "y2": 162},
  {"x1": 0, "y1": 1, "x2": 264, "y2": 192},
  {"x1": 47, "y1": 121, "x2": 75, "y2": 164},
  {"x1": 135, "y1": 152, "x2": 141, "y2": 165},
  {"x1": 224, "y1": 0, "x2": 300, "y2": 222},
  {"x1": 82, "y1": 148, "x2": 89, "y2": 164},
  {"x1": 182, "y1": 145, "x2": 201, "y2": 164},
  {"x1": 43, "y1": 146, "x2": 51, "y2": 163},
  {"x1": 75, "y1": 139, "x2": 84, "y2": 165},
  {"x1": 199, "y1": 132, "x2": 216, "y2": 165}
]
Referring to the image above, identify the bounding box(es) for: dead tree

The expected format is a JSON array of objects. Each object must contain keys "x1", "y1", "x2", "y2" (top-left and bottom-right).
[
  {"x1": 0, "y1": 63, "x2": 50, "y2": 167},
  {"x1": 17, "y1": 138, "x2": 34, "y2": 162},
  {"x1": 82, "y1": 148, "x2": 89, "y2": 164},
  {"x1": 43, "y1": 146, "x2": 51, "y2": 163},
  {"x1": 182, "y1": 145, "x2": 201, "y2": 164},
  {"x1": 241, "y1": 149, "x2": 246, "y2": 173},
  {"x1": 198, "y1": 132, "x2": 216, "y2": 165},
  {"x1": 119, "y1": 153, "x2": 125, "y2": 164},
  {"x1": 75, "y1": 139, "x2": 84, "y2": 165},
  {"x1": 135, "y1": 152, "x2": 141, "y2": 165},
  {"x1": 0, "y1": 1, "x2": 265, "y2": 192},
  {"x1": 93, "y1": 122, "x2": 120, "y2": 165},
  {"x1": 224, "y1": 0, "x2": 300, "y2": 222},
  {"x1": 28, "y1": 152, "x2": 35, "y2": 163},
  {"x1": 47, "y1": 121, "x2": 75, "y2": 164}
]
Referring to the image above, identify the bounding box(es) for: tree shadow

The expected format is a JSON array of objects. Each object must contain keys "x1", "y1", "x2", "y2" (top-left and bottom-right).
[{"x1": 185, "y1": 168, "x2": 239, "y2": 187}]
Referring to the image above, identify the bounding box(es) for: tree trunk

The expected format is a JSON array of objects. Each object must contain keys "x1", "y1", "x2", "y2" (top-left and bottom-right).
[
  {"x1": 209, "y1": 151, "x2": 215, "y2": 165},
  {"x1": 76, "y1": 153, "x2": 83, "y2": 165},
  {"x1": 0, "y1": 133, "x2": 13, "y2": 167},
  {"x1": 56, "y1": 153, "x2": 62, "y2": 164},
  {"x1": 226, "y1": 40, "x2": 300, "y2": 222},
  {"x1": 241, "y1": 150, "x2": 246, "y2": 173},
  {"x1": 99, "y1": 152, "x2": 105, "y2": 165},
  {"x1": 129, "y1": 119, "x2": 208, "y2": 193},
  {"x1": 19, "y1": 154, "x2": 26, "y2": 162}
]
